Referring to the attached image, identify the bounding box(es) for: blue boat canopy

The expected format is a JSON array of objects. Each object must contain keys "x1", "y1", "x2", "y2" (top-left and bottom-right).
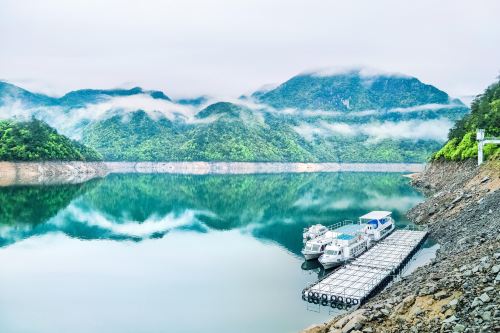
[{"x1": 337, "y1": 234, "x2": 355, "y2": 240}]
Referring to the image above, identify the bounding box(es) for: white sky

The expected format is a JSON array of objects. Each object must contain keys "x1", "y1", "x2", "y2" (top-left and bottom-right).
[{"x1": 1, "y1": 0, "x2": 499, "y2": 99}]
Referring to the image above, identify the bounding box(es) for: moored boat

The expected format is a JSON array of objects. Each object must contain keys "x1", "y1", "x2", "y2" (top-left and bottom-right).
[
  {"x1": 318, "y1": 233, "x2": 369, "y2": 269},
  {"x1": 301, "y1": 211, "x2": 395, "y2": 264},
  {"x1": 359, "y1": 211, "x2": 395, "y2": 241},
  {"x1": 303, "y1": 224, "x2": 328, "y2": 243},
  {"x1": 301, "y1": 230, "x2": 338, "y2": 260}
]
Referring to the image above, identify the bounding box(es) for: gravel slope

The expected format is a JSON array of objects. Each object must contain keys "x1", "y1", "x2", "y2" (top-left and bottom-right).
[{"x1": 301, "y1": 160, "x2": 500, "y2": 333}]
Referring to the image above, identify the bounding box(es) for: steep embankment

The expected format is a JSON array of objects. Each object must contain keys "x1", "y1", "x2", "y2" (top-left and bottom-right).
[{"x1": 302, "y1": 161, "x2": 499, "y2": 333}]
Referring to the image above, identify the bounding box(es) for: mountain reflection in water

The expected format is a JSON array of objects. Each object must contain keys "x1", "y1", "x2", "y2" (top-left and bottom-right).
[
  {"x1": 0, "y1": 172, "x2": 425, "y2": 333},
  {"x1": 0, "y1": 172, "x2": 423, "y2": 254}
]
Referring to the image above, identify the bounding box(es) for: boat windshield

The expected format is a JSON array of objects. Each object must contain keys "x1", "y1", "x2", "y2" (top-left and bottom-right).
[
  {"x1": 325, "y1": 250, "x2": 340, "y2": 255},
  {"x1": 306, "y1": 244, "x2": 320, "y2": 251}
]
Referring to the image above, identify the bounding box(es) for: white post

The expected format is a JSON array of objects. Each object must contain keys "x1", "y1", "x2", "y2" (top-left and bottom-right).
[
  {"x1": 478, "y1": 141, "x2": 484, "y2": 165},
  {"x1": 477, "y1": 129, "x2": 485, "y2": 165}
]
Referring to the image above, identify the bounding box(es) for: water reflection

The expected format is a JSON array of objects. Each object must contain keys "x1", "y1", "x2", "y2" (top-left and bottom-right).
[
  {"x1": 0, "y1": 173, "x2": 423, "y2": 254},
  {"x1": 0, "y1": 172, "x2": 424, "y2": 333}
]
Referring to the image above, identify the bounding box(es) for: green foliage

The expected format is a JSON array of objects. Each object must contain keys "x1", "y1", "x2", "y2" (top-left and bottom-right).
[
  {"x1": 0, "y1": 119, "x2": 102, "y2": 161},
  {"x1": 254, "y1": 71, "x2": 454, "y2": 111},
  {"x1": 83, "y1": 108, "x2": 317, "y2": 162},
  {"x1": 82, "y1": 104, "x2": 443, "y2": 163},
  {"x1": 0, "y1": 180, "x2": 99, "y2": 226},
  {"x1": 433, "y1": 133, "x2": 478, "y2": 160},
  {"x1": 434, "y1": 80, "x2": 500, "y2": 161},
  {"x1": 2, "y1": 75, "x2": 472, "y2": 163}
]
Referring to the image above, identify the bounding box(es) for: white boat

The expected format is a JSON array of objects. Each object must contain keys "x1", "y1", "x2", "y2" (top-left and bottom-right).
[
  {"x1": 318, "y1": 233, "x2": 369, "y2": 269},
  {"x1": 303, "y1": 224, "x2": 328, "y2": 243},
  {"x1": 302, "y1": 211, "x2": 395, "y2": 264},
  {"x1": 301, "y1": 230, "x2": 339, "y2": 260},
  {"x1": 359, "y1": 211, "x2": 395, "y2": 241}
]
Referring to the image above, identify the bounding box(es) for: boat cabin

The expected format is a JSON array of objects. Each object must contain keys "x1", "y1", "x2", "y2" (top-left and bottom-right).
[
  {"x1": 359, "y1": 211, "x2": 394, "y2": 241},
  {"x1": 359, "y1": 211, "x2": 392, "y2": 229}
]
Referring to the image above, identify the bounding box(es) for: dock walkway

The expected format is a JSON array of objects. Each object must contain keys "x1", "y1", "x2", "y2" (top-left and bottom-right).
[{"x1": 302, "y1": 229, "x2": 427, "y2": 307}]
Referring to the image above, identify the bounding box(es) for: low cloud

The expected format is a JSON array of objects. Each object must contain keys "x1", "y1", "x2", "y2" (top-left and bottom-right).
[
  {"x1": 294, "y1": 118, "x2": 453, "y2": 142},
  {"x1": 51, "y1": 204, "x2": 213, "y2": 238},
  {"x1": 0, "y1": 93, "x2": 219, "y2": 139},
  {"x1": 1, "y1": 84, "x2": 458, "y2": 143},
  {"x1": 293, "y1": 121, "x2": 357, "y2": 141},
  {"x1": 303, "y1": 66, "x2": 410, "y2": 79},
  {"x1": 362, "y1": 190, "x2": 423, "y2": 212},
  {"x1": 360, "y1": 118, "x2": 453, "y2": 141}
]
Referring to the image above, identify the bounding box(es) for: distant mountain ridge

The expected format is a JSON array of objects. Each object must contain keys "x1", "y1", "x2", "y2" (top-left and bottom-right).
[
  {"x1": 253, "y1": 69, "x2": 461, "y2": 111},
  {"x1": 0, "y1": 69, "x2": 471, "y2": 163},
  {"x1": 0, "y1": 81, "x2": 171, "y2": 108}
]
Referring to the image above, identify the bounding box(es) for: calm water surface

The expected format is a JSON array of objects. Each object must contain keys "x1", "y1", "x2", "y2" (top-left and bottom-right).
[{"x1": 0, "y1": 172, "x2": 424, "y2": 333}]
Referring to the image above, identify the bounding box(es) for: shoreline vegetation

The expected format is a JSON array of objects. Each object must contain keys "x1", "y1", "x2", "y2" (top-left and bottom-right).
[
  {"x1": 433, "y1": 79, "x2": 499, "y2": 161},
  {"x1": 0, "y1": 119, "x2": 102, "y2": 162},
  {"x1": 0, "y1": 161, "x2": 425, "y2": 186}
]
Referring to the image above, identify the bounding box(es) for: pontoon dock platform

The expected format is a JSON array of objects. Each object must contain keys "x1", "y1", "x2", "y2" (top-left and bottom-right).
[{"x1": 302, "y1": 229, "x2": 428, "y2": 307}]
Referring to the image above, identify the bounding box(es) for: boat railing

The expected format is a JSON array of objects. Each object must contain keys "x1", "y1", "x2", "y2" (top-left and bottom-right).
[{"x1": 326, "y1": 219, "x2": 356, "y2": 231}]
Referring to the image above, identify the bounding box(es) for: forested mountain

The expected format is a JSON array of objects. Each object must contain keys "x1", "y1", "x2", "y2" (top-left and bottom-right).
[
  {"x1": 82, "y1": 104, "x2": 315, "y2": 161},
  {"x1": 0, "y1": 70, "x2": 471, "y2": 162},
  {"x1": 0, "y1": 82, "x2": 57, "y2": 107},
  {"x1": 58, "y1": 87, "x2": 170, "y2": 107},
  {"x1": 434, "y1": 79, "x2": 500, "y2": 161},
  {"x1": 253, "y1": 69, "x2": 463, "y2": 112},
  {"x1": 0, "y1": 81, "x2": 170, "y2": 107},
  {"x1": 0, "y1": 119, "x2": 101, "y2": 161}
]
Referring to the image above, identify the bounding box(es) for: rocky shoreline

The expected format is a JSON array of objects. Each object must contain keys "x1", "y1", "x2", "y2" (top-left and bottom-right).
[
  {"x1": 104, "y1": 162, "x2": 425, "y2": 174},
  {"x1": 0, "y1": 161, "x2": 425, "y2": 185},
  {"x1": 302, "y1": 160, "x2": 499, "y2": 333},
  {"x1": 0, "y1": 161, "x2": 108, "y2": 186}
]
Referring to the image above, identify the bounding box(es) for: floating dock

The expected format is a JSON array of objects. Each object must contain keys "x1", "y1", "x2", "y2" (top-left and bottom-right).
[{"x1": 302, "y1": 229, "x2": 428, "y2": 308}]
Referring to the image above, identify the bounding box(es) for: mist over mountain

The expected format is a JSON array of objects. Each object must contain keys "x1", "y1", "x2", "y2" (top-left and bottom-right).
[{"x1": 0, "y1": 69, "x2": 470, "y2": 162}]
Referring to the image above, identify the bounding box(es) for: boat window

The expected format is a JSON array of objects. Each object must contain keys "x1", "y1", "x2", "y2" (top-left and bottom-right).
[{"x1": 312, "y1": 245, "x2": 320, "y2": 251}]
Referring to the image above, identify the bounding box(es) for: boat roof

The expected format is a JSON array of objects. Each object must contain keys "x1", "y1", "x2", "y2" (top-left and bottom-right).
[
  {"x1": 334, "y1": 224, "x2": 364, "y2": 234},
  {"x1": 360, "y1": 211, "x2": 392, "y2": 220}
]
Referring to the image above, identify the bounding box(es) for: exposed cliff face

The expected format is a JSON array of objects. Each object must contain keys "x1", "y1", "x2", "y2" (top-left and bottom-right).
[
  {"x1": 301, "y1": 161, "x2": 500, "y2": 333},
  {"x1": 0, "y1": 161, "x2": 108, "y2": 186}
]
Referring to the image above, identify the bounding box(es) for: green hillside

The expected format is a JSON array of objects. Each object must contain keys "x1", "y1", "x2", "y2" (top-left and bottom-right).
[
  {"x1": 81, "y1": 102, "x2": 442, "y2": 163},
  {"x1": 82, "y1": 105, "x2": 316, "y2": 162},
  {"x1": 254, "y1": 70, "x2": 460, "y2": 112},
  {"x1": 0, "y1": 119, "x2": 102, "y2": 161},
  {"x1": 433, "y1": 80, "x2": 500, "y2": 161},
  {"x1": 0, "y1": 71, "x2": 472, "y2": 163}
]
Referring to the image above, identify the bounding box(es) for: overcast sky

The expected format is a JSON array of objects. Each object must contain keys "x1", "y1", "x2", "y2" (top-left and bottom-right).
[{"x1": 1, "y1": 0, "x2": 499, "y2": 99}]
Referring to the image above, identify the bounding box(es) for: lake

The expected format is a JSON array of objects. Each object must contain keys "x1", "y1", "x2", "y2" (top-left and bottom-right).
[{"x1": 0, "y1": 172, "x2": 426, "y2": 333}]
